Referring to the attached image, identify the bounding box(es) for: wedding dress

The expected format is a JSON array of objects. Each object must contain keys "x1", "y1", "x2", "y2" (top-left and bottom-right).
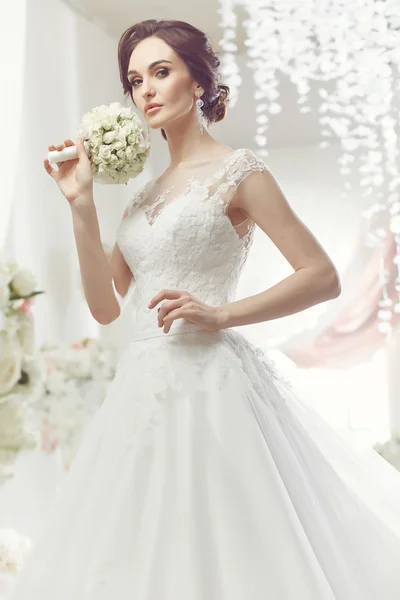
[{"x1": 10, "y1": 148, "x2": 400, "y2": 599}]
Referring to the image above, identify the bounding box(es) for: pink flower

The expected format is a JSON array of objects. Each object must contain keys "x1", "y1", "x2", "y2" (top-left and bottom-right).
[
  {"x1": 17, "y1": 297, "x2": 34, "y2": 317},
  {"x1": 72, "y1": 342, "x2": 84, "y2": 349}
]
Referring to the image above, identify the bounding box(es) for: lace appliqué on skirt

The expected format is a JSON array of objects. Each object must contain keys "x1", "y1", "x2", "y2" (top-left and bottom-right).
[{"x1": 222, "y1": 330, "x2": 292, "y2": 428}]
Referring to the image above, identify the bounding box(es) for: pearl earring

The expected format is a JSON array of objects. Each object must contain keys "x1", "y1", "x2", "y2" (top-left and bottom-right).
[{"x1": 196, "y1": 92, "x2": 204, "y2": 135}]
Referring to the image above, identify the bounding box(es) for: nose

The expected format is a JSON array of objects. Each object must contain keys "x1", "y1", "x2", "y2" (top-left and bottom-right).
[{"x1": 141, "y1": 83, "x2": 156, "y2": 103}]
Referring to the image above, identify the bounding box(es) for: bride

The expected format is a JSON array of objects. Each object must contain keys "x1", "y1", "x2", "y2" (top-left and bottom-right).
[{"x1": 13, "y1": 17, "x2": 400, "y2": 600}]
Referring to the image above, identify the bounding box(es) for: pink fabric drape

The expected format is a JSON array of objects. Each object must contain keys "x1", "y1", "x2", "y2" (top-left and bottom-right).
[{"x1": 280, "y1": 233, "x2": 399, "y2": 369}]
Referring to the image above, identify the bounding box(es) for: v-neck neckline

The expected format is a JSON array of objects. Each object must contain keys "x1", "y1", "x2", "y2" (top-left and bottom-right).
[
  {"x1": 151, "y1": 148, "x2": 246, "y2": 190},
  {"x1": 132, "y1": 148, "x2": 247, "y2": 228}
]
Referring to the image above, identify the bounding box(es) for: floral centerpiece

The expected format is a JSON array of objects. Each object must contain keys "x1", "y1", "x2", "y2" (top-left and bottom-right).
[
  {"x1": 0, "y1": 252, "x2": 45, "y2": 483},
  {"x1": 0, "y1": 529, "x2": 32, "y2": 575},
  {"x1": 0, "y1": 528, "x2": 32, "y2": 596},
  {"x1": 37, "y1": 338, "x2": 117, "y2": 471},
  {"x1": 374, "y1": 435, "x2": 400, "y2": 471}
]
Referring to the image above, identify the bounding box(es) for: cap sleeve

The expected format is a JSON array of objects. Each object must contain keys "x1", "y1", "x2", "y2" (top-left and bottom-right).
[
  {"x1": 208, "y1": 149, "x2": 269, "y2": 215},
  {"x1": 203, "y1": 148, "x2": 269, "y2": 242}
]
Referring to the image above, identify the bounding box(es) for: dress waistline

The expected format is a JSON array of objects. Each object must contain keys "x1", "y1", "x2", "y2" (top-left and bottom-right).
[{"x1": 129, "y1": 319, "x2": 206, "y2": 343}]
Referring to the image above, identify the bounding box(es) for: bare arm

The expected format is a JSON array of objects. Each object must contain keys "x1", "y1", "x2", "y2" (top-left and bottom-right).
[
  {"x1": 44, "y1": 137, "x2": 132, "y2": 325},
  {"x1": 219, "y1": 168, "x2": 341, "y2": 329},
  {"x1": 108, "y1": 208, "x2": 134, "y2": 298},
  {"x1": 70, "y1": 194, "x2": 121, "y2": 325}
]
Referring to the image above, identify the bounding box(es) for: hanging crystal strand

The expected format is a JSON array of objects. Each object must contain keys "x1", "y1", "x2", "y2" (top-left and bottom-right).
[
  {"x1": 196, "y1": 92, "x2": 204, "y2": 134},
  {"x1": 377, "y1": 253, "x2": 393, "y2": 336},
  {"x1": 394, "y1": 233, "x2": 400, "y2": 314}
]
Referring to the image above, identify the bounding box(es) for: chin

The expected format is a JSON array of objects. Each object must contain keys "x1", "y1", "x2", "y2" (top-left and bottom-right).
[{"x1": 147, "y1": 118, "x2": 166, "y2": 131}]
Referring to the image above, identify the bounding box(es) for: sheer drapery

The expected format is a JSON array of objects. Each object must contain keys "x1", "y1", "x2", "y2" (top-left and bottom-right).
[
  {"x1": 278, "y1": 232, "x2": 399, "y2": 369},
  {"x1": 0, "y1": 0, "x2": 27, "y2": 246}
]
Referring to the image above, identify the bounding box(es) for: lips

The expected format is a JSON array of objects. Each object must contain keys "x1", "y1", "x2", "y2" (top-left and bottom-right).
[{"x1": 145, "y1": 104, "x2": 163, "y2": 114}]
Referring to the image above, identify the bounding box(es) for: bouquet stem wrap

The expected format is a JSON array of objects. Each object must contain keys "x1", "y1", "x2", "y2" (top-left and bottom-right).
[{"x1": 47, "y1": 141, "x2": 90, "y2": 163}]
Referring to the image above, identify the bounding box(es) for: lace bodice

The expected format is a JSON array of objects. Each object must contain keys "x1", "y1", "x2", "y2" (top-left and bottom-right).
[{"x1": 116, "y1": 148, "x2": 269, "y2": 340}]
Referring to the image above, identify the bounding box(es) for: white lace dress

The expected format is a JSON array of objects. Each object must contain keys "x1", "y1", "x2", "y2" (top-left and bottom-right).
[{"x1": 10, "y1": 148, "x2": 400, "y2": 599}]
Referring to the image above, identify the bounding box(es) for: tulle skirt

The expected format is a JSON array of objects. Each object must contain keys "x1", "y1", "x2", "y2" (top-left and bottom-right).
[{"x1": 10, "y1": 327, "x2": 400, "y2": 599}]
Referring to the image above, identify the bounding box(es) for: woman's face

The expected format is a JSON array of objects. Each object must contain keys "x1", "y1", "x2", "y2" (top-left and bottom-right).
[{"x1": 127, "y1": 36, "x2": 202, "y2": 131}]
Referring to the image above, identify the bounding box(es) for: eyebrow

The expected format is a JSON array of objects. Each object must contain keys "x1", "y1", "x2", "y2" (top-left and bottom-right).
[{"x1": 127, "y1": 60, "x2": 173, "y2": 78}]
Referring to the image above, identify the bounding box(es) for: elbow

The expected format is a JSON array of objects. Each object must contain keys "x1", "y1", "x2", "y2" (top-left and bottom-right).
[
  {"x1": 91, "y1": 306, "x2": 121, "y2": 325},
  {"x1": 324, "y1": 266, "x2": 341, "y2": 299}
]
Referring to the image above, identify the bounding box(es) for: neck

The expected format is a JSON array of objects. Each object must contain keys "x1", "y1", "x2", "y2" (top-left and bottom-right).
[{"x1": 162, "y1": 112, "x2": 219, "y2": 168}]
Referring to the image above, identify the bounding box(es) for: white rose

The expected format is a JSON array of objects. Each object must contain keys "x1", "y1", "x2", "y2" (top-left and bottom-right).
[
  {"x1": 65, "y1": 348, "x2": 91, "y2": 379},
  {"x1": 0, "y1": 275, "x2": 10, "y2": 309},
  {"x1": 108, "y1": 154, "x2": 119, "y2": 166},
  {"x1": 98, "y1": 145, "x2": 113, "y2": 162},
  {"x1": 16, "y1": 314, "x2": 35, "y2": 355},
  {"x1": 100, "y1": 115, "x2": 117, "y2": 131},
  {"x1": 0, "y1": 311, "x2": 6, "y2": 332},
  {"x1": 0, "y1": 265, "x2": 10, "y2": 284},
  {"x1": 5, "y1": 314, "x2": 19, "y2": 338},
  {"x1": 90, "y1": 132, "x2": 103, "y2": 151},
  {"x1": 20, "y1": 356, "x2": 46, "y2": 398},
  {"x1": 0, "y1": 336, "x2": 23, "y2": 397},
  {"x1": 102, "y1": 131, "x2": 118, "y2": 144},
  {"x1": 112, "y1": 136, "x2": 127, "y2": 151},
  {"x1": 107, "y1": 102, "x2": 124, "y2": 117},
  {"x1": 125, "y1": 146, "x2": 135, "y2": 161},
  {"x1": 137, "y1": 138, "x2": 149, "y2": 154},
  {"x1": 78, "y1": 114, "x2": 95, "y2": 135},
  {"x1": 45, "y1": 370, "x2": 66, "y2": 395},
  {"x1": 119, "y1": 123, "x2": 132, "y2": 137},
  {"x1": 127, "y1": 132, "x2": 139, "y2": 145},
  {"x1": 10, "y1": 269, "x2": 36, "y2": 297},
  {"x1": 0, "y1": 259, "x2": 18, "y2": 282},
  {"x1": 0, "y1": 529, "x2": 32, "y2": 573}
]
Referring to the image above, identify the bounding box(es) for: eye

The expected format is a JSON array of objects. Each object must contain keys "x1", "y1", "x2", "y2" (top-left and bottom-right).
[{"x1": 129, "y1": 68, "x2": 170, "y2": 88}]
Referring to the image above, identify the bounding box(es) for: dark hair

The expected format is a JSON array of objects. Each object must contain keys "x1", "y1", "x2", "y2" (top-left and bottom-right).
[{"x1": 118, "y1": 19, "x2": 230, "y2": 140}]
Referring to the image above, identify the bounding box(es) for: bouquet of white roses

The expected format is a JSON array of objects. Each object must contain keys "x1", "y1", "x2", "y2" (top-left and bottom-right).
[{"x1": 47, "y1": 102, "x2": 150, "y2": 185}]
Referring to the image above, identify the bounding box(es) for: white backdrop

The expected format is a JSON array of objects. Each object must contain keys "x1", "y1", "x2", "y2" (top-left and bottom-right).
[{"x1": 0, "y1": 0, "x2": 27, "y2": 245}]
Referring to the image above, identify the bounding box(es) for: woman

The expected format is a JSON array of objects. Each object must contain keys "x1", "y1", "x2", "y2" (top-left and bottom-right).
[{"x1": 14, "y1": 18, "x2": 400, "y2": 600}]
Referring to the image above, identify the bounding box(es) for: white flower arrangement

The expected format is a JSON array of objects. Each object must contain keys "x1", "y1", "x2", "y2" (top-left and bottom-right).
[
  {"x1": 0, "y1": 394, "x2": 39, "y2": 485},
  {"x1": 373, "y1": 436, "x2": 400, "y2": 471},
  {"x1": 0, "y1": 252, "x2": 118, "y2": 477},
  {"x1": 36, "y1": 338, "x2": 117, "y2": 471},
  {"x1": 50, "y1": 101, "x2": 151, "y2": 185},
  {"x1": 0, "y1": 528, "x2": 32, "y2": 574},
  {"x1": 0, "y1": 251, "x2": 45, "y2": 483}
]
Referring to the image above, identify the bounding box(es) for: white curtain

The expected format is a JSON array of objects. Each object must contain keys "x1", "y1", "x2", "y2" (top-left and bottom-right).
[{"x1": 0, "y1": 0, "x2": 27, "y2": 245}]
